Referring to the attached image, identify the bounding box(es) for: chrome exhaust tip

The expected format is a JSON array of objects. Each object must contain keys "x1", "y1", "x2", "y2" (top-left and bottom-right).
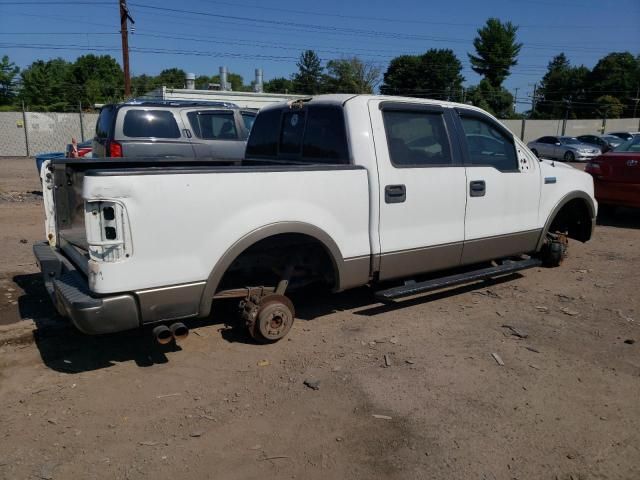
[
  {"x1": 152, "y1": 325, "x2": 173, "y2": 345},
  {"x1": 170, "y1": 322, "x2": 189, "y2": 342}
]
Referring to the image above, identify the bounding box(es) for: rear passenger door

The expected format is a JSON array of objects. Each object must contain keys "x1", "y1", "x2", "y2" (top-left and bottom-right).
[
  {"x1": 371, "y1": 101, "x2": 468, "y2": 281},
  {"x1": 455, "y1": 109, "x2": 541, "y2": 264},
  {"x1": 182, "y1": 109, "x2": 247, "y2": 161}
]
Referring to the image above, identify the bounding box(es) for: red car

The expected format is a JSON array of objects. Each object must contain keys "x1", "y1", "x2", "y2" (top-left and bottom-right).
[{"x1": 585, "y1": 136, "x2": 640, "y2": 209}]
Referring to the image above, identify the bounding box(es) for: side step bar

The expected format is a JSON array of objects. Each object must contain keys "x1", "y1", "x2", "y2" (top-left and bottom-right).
[{"x1": 374, "y1": 257, "x2": 542, "y2": 301}]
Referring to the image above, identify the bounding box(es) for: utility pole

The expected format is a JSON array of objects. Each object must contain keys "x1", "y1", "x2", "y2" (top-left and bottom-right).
[
  {"x1": 531, "y1": 83, "x2": 537, "y2": 116},
  {"x1": 632, "y1": 85, "x2": 639, "y2": 118},
  {"x1": 119, "y1": 0, "x2": 135, "y2": 97},
  {"x1": 513, "y1": 87, "x2": 519, "y2": 114}
]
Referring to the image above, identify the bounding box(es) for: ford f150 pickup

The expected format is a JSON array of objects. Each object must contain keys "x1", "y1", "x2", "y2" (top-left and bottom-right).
[{"x1": 34, "y1": 95, "x2": 596, "y2": 343}]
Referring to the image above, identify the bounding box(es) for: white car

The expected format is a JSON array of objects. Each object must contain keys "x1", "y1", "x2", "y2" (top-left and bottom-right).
[{"x1": 35, "y1": 95, "x2": 596, "y2": 343}]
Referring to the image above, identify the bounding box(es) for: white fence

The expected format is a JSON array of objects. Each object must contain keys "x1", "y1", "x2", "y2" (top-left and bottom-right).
[{"x1": 0, "y1": 110, "x2": 638, "y2": 157}]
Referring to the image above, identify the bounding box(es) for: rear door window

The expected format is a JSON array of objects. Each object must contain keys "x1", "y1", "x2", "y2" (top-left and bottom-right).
[
  {"x1": 187, "y1": 111, "x2": 238, "y2": 140},
  {"x1": 382, "y1": 110, "x2": 451, "y2": 167},
  {"x1": 122, "y1": 110, "x2": 181, "y2": 138}
]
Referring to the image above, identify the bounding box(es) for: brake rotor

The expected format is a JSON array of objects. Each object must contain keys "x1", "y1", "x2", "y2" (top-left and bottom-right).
[{"x1": 249, "y1": 294, "x2": 295, "y2": 343}]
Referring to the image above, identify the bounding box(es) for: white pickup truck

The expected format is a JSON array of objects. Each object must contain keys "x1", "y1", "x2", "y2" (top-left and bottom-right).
[{"x1": 34, "y1": 94, "x2": 596, "y2": 343}]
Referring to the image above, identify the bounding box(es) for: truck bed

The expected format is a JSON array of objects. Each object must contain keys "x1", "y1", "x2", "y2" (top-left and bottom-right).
[{"x1": 47, "y1": 158, "x2": 372, "y2": 297}]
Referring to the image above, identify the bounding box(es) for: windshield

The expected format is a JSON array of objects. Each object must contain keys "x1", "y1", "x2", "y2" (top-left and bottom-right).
[
  {"x1": 560, "y1": 137, "x2": 581, "y2": 145},
  {"x1": 613, "y1": 135, "x2": 640, "y2": 152}
]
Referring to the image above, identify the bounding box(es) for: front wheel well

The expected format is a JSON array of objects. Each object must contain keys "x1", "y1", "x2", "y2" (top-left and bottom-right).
[{"x1": 547, "y1": 198, "x2": 593, "y2": 243}]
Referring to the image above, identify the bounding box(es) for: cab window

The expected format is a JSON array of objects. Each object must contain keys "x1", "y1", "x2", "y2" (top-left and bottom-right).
[
  {"x1": 382, "y1": 110, "x2": 452, "y2": 167},
  {"x1": 460, "y1": 116, "x2": 518, "y2": 171}
]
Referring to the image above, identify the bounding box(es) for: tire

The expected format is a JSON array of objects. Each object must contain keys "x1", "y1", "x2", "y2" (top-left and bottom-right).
[
  {"x1": 531, "y1": 149, "x2": 539, "y2": 158},
  {"x1": 539, "y1": 233, "x2": 568, "y2": 267},
  {"x1": 564, "y1": 151, "x2": 575, "y2": 162}
]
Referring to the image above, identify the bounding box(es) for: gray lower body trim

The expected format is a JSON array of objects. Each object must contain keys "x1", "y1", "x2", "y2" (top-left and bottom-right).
[
  {"x1": 379, "y1": 242, "x2": 463, "y2": 281},
  {"x1": 461, "y1": 230, "x2": 541, "y2": 265},
  {"x1": 339, "y1": 255, "x2": 371, "y2": 291},
  {"x1": 136, "y1": 282, "x2": 206, "y2": 324}
]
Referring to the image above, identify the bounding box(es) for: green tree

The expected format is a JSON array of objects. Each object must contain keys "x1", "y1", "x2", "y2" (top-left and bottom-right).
[
  {"x1": 381, "y1": 49, "x2": 464, "y2": 100},
  {"x1": 468, "y1": 18, "x2": 522, "y2": 88},
  {"x1": 587, "y1": 52, "x2": 639, "y2": 117},
  {"x1": 292, "y1": 50, "x2": 323, "y2": 94},
  {"x1": 324, "y1": 57, "x2": 381, "y2": 94},
  {"x1": 595, "y1": 95, "x2": 624, "y2": 118},
  {"x1": 380, "y1": 55, "x2": 421, "y2": 96},
  {"x1": 69, "y1": 54, "x2": 123, "y2": 106},
  {"x1": 467, "y1": 79, "x2": 514, "y2": 118},
  {"x1": 0, "y1": 55, "x2": 20, "y2": 106},
  {"x1": 132, "y1": 74, "x2": 160, "y2": 96},
  {"x1": 263, "y1": 76, "x2": 294, "y2": 93},
  {"x1": 20, "y1": 58, "x2": 72, "y2": 110},
  {"x1": 536, "y1": 53, "x2": 589, "y2": 118},
  {"x1": 157, "y1": 68, "x2": 187, "y2": 89}
]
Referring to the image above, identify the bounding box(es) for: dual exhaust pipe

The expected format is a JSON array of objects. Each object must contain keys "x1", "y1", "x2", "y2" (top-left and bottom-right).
[{"x1": 152, "y1": 322, "x2": 189, "y2": 345}]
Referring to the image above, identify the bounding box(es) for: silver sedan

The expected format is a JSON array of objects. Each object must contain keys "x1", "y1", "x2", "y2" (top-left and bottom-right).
[{"x1": 527, "y1": 136, "x2": 601, "y2": 162}]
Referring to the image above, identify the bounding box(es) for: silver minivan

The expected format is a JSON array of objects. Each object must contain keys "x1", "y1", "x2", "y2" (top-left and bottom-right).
[{"x1": 93, "y1": 101, "x2": 257, "y2": 160}]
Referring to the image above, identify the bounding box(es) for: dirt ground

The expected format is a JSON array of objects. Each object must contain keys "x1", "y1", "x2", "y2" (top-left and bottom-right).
[{"x1": 0, "y1": 156, "x2": 639, "y2": 480}]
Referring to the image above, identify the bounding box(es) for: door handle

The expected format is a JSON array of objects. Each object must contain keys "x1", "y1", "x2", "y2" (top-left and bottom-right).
[
  {"x1": 385, "y1": 184, "x2": 406, "y2": 203},
  {"x1": 469, "y1": 180, "x2": 486, "y2": 197}
]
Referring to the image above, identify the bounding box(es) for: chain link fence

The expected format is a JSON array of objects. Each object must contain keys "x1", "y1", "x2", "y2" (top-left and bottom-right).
[
  {"x1": 0, "y1": 107, "x2": 638, "y2": 157},
  {"x1": 0, "y1": 107, "x2": 99, "y2": 157}
]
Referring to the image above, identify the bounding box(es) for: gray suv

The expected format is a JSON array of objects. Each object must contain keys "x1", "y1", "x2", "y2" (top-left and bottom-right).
[{"x1": 93, "y1": 100, "x2": 257, "y2": 160}]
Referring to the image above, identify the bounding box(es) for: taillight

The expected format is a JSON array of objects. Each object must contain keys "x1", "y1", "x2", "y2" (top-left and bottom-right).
[
  {"x1": 85, "y1": 201, "x2": 132, "y2": 262},
  {"x1": 108, "y1": 140, "x2": 122, "y2": 157},
  {"x1": 585, "y1": 161, "x2": 601, "y2": 175}
]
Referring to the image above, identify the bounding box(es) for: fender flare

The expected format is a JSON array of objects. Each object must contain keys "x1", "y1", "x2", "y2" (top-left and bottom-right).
[
  {"x1": 535, "y1": 191, "x2": 596, "y2": 251},
  {"x1": 198, "y1": 222, "x2": 346, "y2": 317}
]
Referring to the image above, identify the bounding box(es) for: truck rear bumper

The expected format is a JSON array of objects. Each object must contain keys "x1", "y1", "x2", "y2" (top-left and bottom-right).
[{"x1": 33, "y1": 242, "x2": 140, "y2": 334}]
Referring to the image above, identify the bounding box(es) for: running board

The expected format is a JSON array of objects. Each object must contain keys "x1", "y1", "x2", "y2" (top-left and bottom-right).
[{"x1": 374, "y1": 258, "x2": 542, "y2": 301}]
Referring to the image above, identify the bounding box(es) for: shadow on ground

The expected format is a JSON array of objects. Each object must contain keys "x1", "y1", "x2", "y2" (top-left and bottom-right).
[
  {"x1": 597, "y1": 206, "x2": 640, "y2": 229},
  {"x1": 14, "y1": 266, "x2": 523, "y2": 374}
]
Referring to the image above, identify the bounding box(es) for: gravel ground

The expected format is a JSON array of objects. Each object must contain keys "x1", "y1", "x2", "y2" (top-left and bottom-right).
[{"x1": 0, "y1": 156, "x2": 639, "y2": 480}]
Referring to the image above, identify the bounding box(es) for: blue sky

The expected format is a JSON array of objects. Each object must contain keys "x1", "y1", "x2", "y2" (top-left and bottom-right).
[{"x1": 1, "y1": 0, "x2": 639, "y2": 111}]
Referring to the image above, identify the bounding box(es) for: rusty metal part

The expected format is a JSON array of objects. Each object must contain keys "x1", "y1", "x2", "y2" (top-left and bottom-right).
[
  {"x1": 252, "y1": 294, "x2": 295, "y2": 343},
  {"x1": 214, "y1": 286, "x2": 275, "y2": 300},
  {"x1": 541, "y1": 231, "x2": 569, "y2": 266}
]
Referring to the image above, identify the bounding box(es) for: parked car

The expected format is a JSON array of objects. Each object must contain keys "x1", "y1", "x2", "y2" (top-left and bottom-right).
[
  {"x1": 92, "y1": 100, "x2": 257, "y2": 161},
  {"x1": 527, "y1": 136, "x2": 601, "y2": 162},
  {"x1": 606, "y1": 132, "x2": 636, "y2": 142},
  {"x1": 35, "y1": 94, "x2": 595, "y2": 343},
  {"x1": 576, "y1": 134, "x2": 623, "y2": 153},
  {"x1": 585, "y1": 135, "x2": 640, "y2": 210}
]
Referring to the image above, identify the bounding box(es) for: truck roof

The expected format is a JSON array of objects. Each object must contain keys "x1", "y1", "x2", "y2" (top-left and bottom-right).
[{"x1": 260, "y1": 94, "x2": 489, "y2": 116}]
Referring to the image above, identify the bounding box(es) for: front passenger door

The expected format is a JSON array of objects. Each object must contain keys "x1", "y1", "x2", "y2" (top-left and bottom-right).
[{"x1": 456, "y1": 110, "x2": 541, "y2": 265}]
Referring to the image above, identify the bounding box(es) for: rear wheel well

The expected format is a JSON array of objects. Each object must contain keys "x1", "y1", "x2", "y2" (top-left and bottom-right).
[
  {"x1": 216, "y1": 233, "x2": 338, "y2": 293},
  {"x1": 547, "y1": 198, "x2": 593, "y2": 242}
]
